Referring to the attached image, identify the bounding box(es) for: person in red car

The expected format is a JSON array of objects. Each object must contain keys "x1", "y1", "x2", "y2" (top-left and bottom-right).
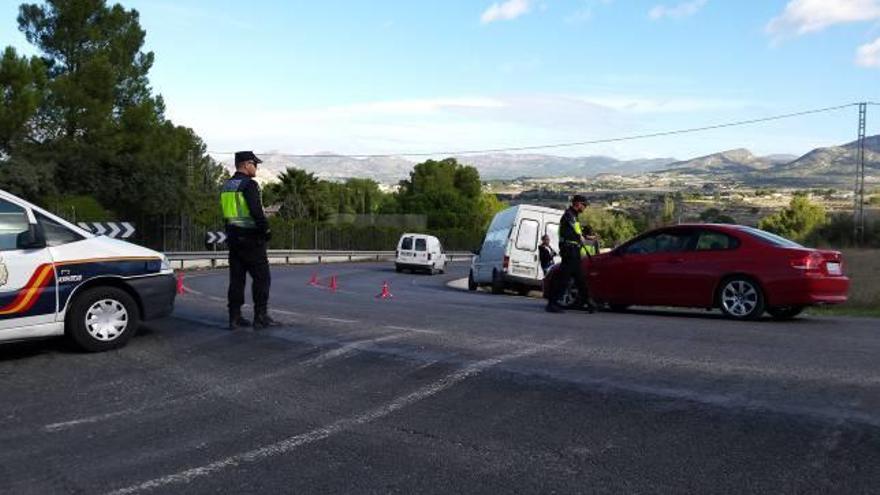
[{"x1": 546, "y1": 195, "x2": 596, "y2": 314}]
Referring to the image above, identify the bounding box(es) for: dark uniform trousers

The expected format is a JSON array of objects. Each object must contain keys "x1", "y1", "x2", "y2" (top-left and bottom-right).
[
  {"x1": 227, "y1": 236, "x2": 271, "y2": 315},
  {"x1": 550, "y1": 243, "x2": 589, "y2": 306}
]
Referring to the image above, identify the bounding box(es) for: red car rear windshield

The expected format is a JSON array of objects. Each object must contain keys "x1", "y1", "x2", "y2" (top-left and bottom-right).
[{"x1": 737, "y1": 226, "x2": 803, "y2": 248}]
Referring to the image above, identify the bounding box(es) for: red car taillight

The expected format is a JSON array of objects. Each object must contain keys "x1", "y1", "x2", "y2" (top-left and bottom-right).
[
  {"x1": 502, "y1": 255, "x2": 510, "y2": 271},
  {"x1": 790, "y1": 252, "x2": 823, "y2": 272}
]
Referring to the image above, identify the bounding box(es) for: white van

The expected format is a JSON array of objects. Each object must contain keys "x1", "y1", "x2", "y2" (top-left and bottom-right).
[
  {"x1": 395, "y1": 233, "x2": 447, "y2": 274},
  {"x1": 469, "y1": 204, "x2": 563, "y2": 294},
  {"x1": 0, "y1": 189, "x2": 176, "y2": 351}
]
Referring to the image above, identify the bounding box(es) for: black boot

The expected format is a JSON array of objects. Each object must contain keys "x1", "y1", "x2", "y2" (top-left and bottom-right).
[
  {"x1": 253, "y1": 311, "x2": 281, "y2": 329},
  {"x1": 229, "y1": 310, "x2": 252, "y2": 330},
  {"x1": 545, "y1": 302, "x2": 565, "y2": 313}
]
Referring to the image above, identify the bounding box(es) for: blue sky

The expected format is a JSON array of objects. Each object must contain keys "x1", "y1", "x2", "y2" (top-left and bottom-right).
[{"x1": 1, "y1": 0, "x2": 879, "y2": 160}]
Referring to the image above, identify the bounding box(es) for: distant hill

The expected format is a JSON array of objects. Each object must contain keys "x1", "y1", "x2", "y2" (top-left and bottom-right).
[
  {"x1": 654, "y1": 135, "x2": 880, "y2": 186},
  {"x1": 451, "y1": 154, "x2": 675, "y2": 179},
  {"x1": 659, "y1": 149, "x2": 781, "y2": 176},
  {"x1": 218, "y1": 135, "x2": 880, "y2": 187},
  {"x1": 223, "y1": 152, "x2": 676, "y2": 183},
  {"x1": 767, "y1": 135, "x2": 880, "y2": 183}
]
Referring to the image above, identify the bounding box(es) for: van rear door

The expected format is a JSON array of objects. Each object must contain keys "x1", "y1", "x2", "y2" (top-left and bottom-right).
[
  {"x1": 413, "y1": 237, "x2": 429, "y2": 264},
  {"x1": 508, "y1": 212, "x2": 540, "y2": 280}
]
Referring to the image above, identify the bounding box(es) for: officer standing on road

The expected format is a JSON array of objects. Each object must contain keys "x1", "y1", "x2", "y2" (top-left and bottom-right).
[
  {"x1": 221, "y1": 151, "x2": 280, "y2": 330},
  {"x1": 546, "y1": 194, "x2": 596, "y2": 314}
]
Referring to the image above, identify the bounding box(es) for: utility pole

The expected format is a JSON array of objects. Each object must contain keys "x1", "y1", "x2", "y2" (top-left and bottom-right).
[{"x1": 853, "y1": 102, "x2": 867, "y2": 245}]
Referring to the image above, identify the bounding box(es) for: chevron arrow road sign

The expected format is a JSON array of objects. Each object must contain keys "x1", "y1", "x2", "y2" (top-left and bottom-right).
[
  {"x1": 206, "y1": 231, "x2": 227, "y2": 244},
  {"x1": 77, "y1": 222, "x2": 136, "y2": 239}
]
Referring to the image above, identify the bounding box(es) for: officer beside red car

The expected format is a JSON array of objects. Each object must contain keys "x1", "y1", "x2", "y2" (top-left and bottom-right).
[{"x1": 546, "y1": 194, "x2": 597, "y2": 314}]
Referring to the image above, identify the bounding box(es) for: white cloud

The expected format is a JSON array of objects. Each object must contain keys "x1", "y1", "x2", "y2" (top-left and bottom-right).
[
  {"x1": 649, "y1": 0, "x2": 707, "y2": 20},
  {"x1": 856, "y1": 37, "x2": 880, "y2": 67},
  {"x1": 480, "y1": 0, "x2": 531, "y2": 24},
  {"x1": 766, "y1": 0, "x2": 880, "y2": 37},
  {"x1": 166, "y1": 92, "x2": 756, "y2": 160}
]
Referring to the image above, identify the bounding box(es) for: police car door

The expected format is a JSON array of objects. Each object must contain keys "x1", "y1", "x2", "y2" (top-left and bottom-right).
[{"x1": 0, "y1": 197, "x2": 57, "y2": 332}]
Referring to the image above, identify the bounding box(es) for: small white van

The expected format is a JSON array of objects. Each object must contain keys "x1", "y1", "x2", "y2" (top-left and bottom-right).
[
  {"x1": 469, "y1": 204, "x2": 563, "y2": 294},
  {"x1": 0, "y1": 189, "x2": 176, "y2": 351},
  {"x1": 395, "y1": 233, "x2": 447, "y2": 275}
]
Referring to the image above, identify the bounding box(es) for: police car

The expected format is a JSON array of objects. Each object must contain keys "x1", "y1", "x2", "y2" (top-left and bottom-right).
[{"x1": 0, "y1": 189, "x2": 176, "y2": 351}]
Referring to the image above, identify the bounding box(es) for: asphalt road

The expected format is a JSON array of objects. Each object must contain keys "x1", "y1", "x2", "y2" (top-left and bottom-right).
[{"x1": 2, "y1": 261, "x2": 879, "y2": 494}]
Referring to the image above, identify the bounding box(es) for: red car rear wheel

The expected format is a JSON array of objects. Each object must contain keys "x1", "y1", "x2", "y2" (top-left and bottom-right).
[{"x1": 718, "y1": 277, "x2": 765, "y2": 320}]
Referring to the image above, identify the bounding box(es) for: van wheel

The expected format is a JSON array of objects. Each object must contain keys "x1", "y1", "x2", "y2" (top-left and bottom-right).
[
  {"x1": 468, "y1": 271, "x2": 477, "y2": 291},
  {"x1": 717, "y1": 277, "x2": 765, "y2": 321},
  {"x1": 491, "y1": 270, "x2": 505, "y2": 294},
  {"x1": 517, "y1": 287, "x2": 531, "y2": 296},
  {"x1": 67, "y1": 286, "x2": 140, "y2": 352},
  {"x1": 395, "y1": 264, "x2": 402, "y2": 273}
]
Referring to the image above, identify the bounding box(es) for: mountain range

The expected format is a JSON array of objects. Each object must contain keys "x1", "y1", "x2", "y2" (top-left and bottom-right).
[
  {"x1": 658, "y1": 135, "x2": 880, "y2": 185},
  {"x1": 228, "y1": 134, "x2": 880, "y2": 186}
]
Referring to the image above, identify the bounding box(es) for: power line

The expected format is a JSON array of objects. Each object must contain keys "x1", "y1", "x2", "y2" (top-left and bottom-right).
[{"x1": 208, "y1": 102, "x2": 860, "y2": 159}]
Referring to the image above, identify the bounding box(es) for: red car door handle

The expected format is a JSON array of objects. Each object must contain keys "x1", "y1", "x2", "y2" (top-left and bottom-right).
[{"x1": 669, "y1": 257, "x2": 685, "y2": 264}]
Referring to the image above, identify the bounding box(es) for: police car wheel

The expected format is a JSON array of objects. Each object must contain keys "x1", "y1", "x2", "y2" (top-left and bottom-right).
[{"x1": 67, "y1": 287, "x2": 140, "y2": 352}]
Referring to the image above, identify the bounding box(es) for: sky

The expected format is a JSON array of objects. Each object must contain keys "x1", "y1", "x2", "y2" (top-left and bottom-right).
[{"x1": 1, "y1": 0, "x2": 879, "y2": 161}]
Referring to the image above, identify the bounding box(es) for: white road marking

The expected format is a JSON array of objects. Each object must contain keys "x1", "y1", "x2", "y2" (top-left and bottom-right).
[
  {"x1": 385, "y1": 325, "x2": 442, "y2": 335},
  {"x1": 105, "y1": 345, "x2": 549, "y2": 495},
  {"x1": 319, "y1": 317, "x2": 358, "y2": 324},
  {"x1": 299, "y1": 333, "x2": 408, "y2": 367},
  {"x1": 44, "y1": 332, "x2": 413, "y2": 433}
]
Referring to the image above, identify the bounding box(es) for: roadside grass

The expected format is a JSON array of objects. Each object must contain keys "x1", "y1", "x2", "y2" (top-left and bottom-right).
[{"x1": 806, "y1": 249, "x2": 880, "y2": 318}]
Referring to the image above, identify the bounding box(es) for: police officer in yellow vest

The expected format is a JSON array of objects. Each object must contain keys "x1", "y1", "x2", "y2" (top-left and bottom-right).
[
  {"x1": 221, "y1": 151, "x2": 280, "y2": 329},
  {"x1": 547, "y1": 194, "x2": 596, "y2": 314}
]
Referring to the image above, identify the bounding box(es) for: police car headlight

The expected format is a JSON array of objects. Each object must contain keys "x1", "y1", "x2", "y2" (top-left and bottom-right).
[{"x1": 160, "y1": 255, "x2": 171, "y2": 271}]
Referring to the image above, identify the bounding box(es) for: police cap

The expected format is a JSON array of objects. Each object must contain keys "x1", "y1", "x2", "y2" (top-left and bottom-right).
[{"x1": 235, "y1": 151, "x2": 263, "y2": 166}]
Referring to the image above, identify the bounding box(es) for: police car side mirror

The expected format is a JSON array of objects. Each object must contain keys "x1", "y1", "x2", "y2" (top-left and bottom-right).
[{"x1": 17, "y1": 223, "x2": 47, "y2": 250}]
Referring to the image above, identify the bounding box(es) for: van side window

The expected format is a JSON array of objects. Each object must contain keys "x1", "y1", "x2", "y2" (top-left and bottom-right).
[
  {"x1": 415, "y1": 238, "x2": 427, "y2": 251},
  {"x1": 36, "y1": 212, "x2": 84, "y2": 247},
  {"x1": 401, "y1": 237, "x2": 413, "y2": 250},
  {"x1": 0, "y1": 199, "x2": 30, "y2": 251},
  {"x1": 515, "y1": 219, "x2": 539, "y2": 251}
]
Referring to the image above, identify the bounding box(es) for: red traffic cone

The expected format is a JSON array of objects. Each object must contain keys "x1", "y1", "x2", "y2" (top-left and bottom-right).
[
  {"x1": 307, "y1": 271, "x2": 321, "y2": 286},
  {"x1": 176, "y1": 272, "x2": 186, "y2": 295},
  {"x1": 376, "y1": 281, "x2": 393, "y2": 300},
  {"x1": 328, "y1": 275, "x2": 338, "y2": 292}
]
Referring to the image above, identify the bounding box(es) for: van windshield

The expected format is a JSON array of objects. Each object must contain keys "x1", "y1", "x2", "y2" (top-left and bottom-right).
[
  {"x1": 415, "y1": 238, "x2": 427, "y2": 251},
  {"x1": 401, "y1": 237, "x2": 413, "y2": 250}
]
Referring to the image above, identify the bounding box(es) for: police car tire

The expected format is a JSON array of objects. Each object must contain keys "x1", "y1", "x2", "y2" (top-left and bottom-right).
[{"x1": 67, "y1": 286, "x2": 140, "y2": 352}]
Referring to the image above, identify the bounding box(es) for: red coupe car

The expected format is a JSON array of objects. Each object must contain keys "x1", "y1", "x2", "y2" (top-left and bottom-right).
[{"x1": 544, "y1": 224, "x2": 849, "y2": 320}]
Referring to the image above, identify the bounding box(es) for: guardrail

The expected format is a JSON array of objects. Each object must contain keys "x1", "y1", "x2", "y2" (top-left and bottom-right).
[{"x1": 165, "y1": 250, "x2": 475, "y2": 270}]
